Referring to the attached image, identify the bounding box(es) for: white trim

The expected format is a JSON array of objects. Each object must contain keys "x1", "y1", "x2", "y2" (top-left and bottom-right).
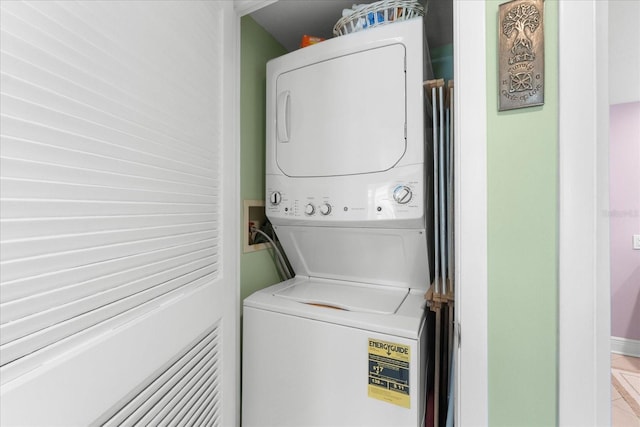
[
  {"x1": 223, "y1": 3, "x2": 242, "y2": 425},
  {"x1": 453, "y1": 0, "x2": 488, "y2": 425},
  {"x1": 611, "y1": 337, "x2": 640, "y2": 358},
  {"x1": 558, "y1": 1, "x2": 611, "y2": 426},
  {"x1": 234, "y1": 0, "x2": 277, "y2": 16}
]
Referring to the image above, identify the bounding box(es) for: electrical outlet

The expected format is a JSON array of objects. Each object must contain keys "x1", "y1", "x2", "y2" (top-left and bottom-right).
[{"x1": 634, "y1": 234, "x2": 640, "y2": 250}]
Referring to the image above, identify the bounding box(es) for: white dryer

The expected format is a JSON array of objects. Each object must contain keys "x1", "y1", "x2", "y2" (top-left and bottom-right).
[{"x1": 242, "y1": 18, "x2": 432, "y2": 427}]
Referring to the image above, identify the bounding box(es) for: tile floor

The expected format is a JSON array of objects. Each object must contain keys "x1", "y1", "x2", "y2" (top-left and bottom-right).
[{"x1": 611, "y1": 353, "x2": 640, "y2": 426}]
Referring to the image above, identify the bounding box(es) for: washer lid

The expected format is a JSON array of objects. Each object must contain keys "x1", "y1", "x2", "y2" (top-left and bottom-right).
[{"x1": 274, "y1": 279, "x2": 409, "y2": 315}]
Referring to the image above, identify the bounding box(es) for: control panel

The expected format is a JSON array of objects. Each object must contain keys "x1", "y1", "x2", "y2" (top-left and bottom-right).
[{"x1": 265, "y1": 165, "x2": 425, "y2": 228}]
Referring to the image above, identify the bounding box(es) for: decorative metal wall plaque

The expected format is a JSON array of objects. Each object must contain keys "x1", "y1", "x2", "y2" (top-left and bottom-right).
[{"x1": 498, "y1": 0, "x2": 544, "y2": 111}]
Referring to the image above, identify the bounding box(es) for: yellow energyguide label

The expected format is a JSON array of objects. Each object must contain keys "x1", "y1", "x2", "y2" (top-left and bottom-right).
[{"x1": 367, "y1": 338, "x2": 411, "y2": 408}]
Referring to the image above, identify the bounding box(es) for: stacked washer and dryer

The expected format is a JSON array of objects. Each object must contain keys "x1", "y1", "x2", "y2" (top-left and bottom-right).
[{"x1": 242, "y1": 17, "x2": 433, "y2": 427}]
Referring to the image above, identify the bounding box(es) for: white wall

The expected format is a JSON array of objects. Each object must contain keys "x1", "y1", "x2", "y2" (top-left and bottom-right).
[{"x1": 609, "y1": 0, "x2": 640, "y2": 104}]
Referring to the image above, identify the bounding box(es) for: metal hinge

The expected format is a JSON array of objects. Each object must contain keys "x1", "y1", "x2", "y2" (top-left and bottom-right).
[{"x1": 457, "y1": 322, "x2": 461, "y2": 348}]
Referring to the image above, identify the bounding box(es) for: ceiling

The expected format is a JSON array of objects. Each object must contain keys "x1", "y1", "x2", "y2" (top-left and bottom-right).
[{"x1": 250, "y1": 0, "x2": 453, "y2": 52}]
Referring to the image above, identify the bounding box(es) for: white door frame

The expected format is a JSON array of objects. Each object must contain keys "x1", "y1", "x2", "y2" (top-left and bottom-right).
[
  {"x1": 558, "y1": 1, "x2": 611, "y2": 425},
  {"x1": 452, "y1": 0, "x2": 488, "y2": 425},
  {"x1": 222, "y1": 3, "x2": 242, "y2": 425}
]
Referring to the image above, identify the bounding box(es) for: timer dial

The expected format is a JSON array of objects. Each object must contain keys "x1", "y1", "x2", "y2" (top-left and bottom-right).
[{"x1": 393, "y1": 185, "x2": 413, "y2": 204}]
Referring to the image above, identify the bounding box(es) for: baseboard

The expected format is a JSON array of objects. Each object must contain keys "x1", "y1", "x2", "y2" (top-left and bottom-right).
[{"x1": 611, "y1": 336, "x2": 640, "y2": 357}]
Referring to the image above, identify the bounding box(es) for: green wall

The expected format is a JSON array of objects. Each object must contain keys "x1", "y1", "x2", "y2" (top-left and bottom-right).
[
  {"x1": 486, "y1": 1, "x2": 558, "y2": 425},
  {"x1": 240, "y1": 16, "x2": 287, "y2": 303}
]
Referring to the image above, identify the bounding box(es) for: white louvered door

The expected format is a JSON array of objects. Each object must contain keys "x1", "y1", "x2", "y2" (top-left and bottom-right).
[{"x1": 0, "y1": 1, "x2": 239, "y2": 425}]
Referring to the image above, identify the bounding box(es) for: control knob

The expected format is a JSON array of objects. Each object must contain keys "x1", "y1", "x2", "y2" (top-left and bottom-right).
[
  {"x1": 319, "y1": 203, "x2": 332, "y2": 216},
  {"x1": 393, "y1": 185, "x2": 413, "y2": 204},
  {"x1": 269, "y1": 191, "x2": 282, "y2": 206},
  {"x1": 304, "y1": 203, "x2": 315, "y2": 216}
]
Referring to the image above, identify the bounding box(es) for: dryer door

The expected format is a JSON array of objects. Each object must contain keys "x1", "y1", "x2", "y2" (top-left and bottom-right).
[{"x1": 275, "y1": 44, "x2": 406, "y2": 177}]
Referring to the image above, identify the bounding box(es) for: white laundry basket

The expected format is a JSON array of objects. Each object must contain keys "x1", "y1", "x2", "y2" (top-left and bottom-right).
[{"x1": 333, "y1": 0, "x2": 426, "y2": 37}]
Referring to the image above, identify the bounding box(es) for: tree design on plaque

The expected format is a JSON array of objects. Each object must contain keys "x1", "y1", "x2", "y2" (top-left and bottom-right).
[
  {"x1": 502, "y1": 3, "x2": 540, "y2": 65},
  {"x1": 502, "y1": 2, "x2": 541, "y2": 93}
]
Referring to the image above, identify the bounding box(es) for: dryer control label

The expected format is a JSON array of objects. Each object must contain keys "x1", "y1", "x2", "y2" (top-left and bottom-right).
[{"x1": 367, "y1": 338, "x2": 410, "y2": 408}]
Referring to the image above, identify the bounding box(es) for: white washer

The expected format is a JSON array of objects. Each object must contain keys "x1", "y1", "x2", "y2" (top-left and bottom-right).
[
  {"x1": 242, "y1": 18, "x2": 432, "y2": 427},
  {"x1": 243, "y1": 278, "x2": 427, "y2": 427}
]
